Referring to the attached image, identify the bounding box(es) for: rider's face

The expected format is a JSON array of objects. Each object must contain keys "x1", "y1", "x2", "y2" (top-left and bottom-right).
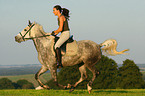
[{"x1": 53, "y1": 8, "x2": 59, "y2": 16}]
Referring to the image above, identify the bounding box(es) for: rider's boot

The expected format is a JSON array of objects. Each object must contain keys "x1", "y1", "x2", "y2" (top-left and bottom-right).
[{"x1": 55, "y1": 47, "x2": 63, "y2": 68}]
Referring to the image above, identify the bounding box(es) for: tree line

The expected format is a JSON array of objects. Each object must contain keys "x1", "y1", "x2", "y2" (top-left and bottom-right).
[
  {"x1": 0, "y1": 78, "x2": 34, "y2": 89},
  {"x1": 0, "y1": 55, "x2": 144, "y2": 89},
  {"x1": 47, "y1": 55, "x2": 145, "y2": 89}
]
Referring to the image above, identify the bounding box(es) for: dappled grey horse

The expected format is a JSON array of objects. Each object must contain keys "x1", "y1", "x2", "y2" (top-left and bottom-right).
[{"x1": 15, "y1": 21, "x2": 129, "y2": 93}]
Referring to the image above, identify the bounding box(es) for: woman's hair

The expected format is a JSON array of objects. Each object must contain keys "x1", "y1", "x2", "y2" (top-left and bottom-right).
[{"x1": 54, "y1": 5, "x2": 70, "y2": 20}]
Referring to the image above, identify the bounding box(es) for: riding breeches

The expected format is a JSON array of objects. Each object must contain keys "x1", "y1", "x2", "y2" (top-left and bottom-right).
[{"x1": 55, "y1": 31, "x2": 70, "y2": 49}]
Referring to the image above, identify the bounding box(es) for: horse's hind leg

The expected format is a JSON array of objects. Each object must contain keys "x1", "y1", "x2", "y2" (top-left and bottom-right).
[
  {"x1": 35, "y1": 65, "x2": 49, "y2": 89},
  {"x1": 70, "y1": 65, "x2": 87, "y2": 92},
  {"x1": 86, "y1": 64, "x2": 99, "y2": 94}
]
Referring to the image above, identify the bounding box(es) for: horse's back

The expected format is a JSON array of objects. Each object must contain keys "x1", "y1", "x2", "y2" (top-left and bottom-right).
[
  {"x1": 77, "y1": 40, "x2": 101, "y2": 61},
  {"x1": 78, "y1": 40, "x2": 101, "y2": 51}
]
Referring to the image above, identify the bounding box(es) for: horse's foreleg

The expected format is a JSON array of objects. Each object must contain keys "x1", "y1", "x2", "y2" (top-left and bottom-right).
[
  {"x1": 35, "y1": 66, "x2": 50, "y2": 89},
  {"x1": 50, "y1": 68, "x2": 66, "y2": 89},
  {"x1": 70, "y1": 65, "x2": 87, "y2": 92}
]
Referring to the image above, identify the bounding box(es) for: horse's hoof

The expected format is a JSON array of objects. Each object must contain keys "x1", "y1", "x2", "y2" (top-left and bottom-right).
[
  {"x1": 67, "y1": 84, "x2": 71, "y2": 89},
  {"x1": 69, "y1": 86, "x2": 75, "y2": 93},
  {"x1": 87, "y1": 85, "x2": 92, "y2": 94},
  {"x1": 63, "y1": 86, "x2": 67, "y2": 89},
  {"x1": 69, "y1": 89, "x2": 74, "y2": 93},
  {"x1": 43, "y1": 85, "x2": 50, "y2": 89},
  {"x1": 88, "y1": 90, "x2": 91, "y2": 94},
  {"x1": 35, "y1": 86, "x2": 44, "y2": 90}
]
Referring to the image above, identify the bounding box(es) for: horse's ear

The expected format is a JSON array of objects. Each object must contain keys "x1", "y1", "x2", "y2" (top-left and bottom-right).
[{"x1": 28, "y1": 20, "x2": 32, "y2": 26}]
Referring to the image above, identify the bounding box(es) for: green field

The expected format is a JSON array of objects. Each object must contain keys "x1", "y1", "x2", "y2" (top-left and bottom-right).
[
  {"x1": 0, "y1": 89, "x2": 145, "y2": 96},
  {"x1": 0, "y1": 73, "x2": 51, "y2": 87}
]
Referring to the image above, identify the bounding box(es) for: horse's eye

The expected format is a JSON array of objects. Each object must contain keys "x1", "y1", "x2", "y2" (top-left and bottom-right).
[{"x1": 24, "y1": 29, "x2": 27, "y2": 31}]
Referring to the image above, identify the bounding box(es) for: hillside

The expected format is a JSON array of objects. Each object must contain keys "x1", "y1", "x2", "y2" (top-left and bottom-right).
[{"x1": 0, "y1": 64, "x2": 47, "y2": 76}]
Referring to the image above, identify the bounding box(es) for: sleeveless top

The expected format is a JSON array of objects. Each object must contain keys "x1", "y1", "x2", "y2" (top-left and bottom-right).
[{"x1": 58, "y1": 15, "x2": 70, "y2": 33}]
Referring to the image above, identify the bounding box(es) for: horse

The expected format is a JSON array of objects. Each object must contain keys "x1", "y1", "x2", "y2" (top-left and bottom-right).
[{"x1": 15, "y1": 20, "x2": 129, "y2": 93}]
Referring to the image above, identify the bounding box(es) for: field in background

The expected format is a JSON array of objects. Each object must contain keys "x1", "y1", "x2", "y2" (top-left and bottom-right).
[
  {"x1": 0, "y1": 64, "x2": 145, "y2": 88},
  {"x1": 1, "y1": 72, "x2": 145, "y2": 87},
  {"x1": 0, "y1": 73, "x2": 51, "y2": 87},
  {"x1": 0, "y1": 89, "x2": 145, "y2": 96}
]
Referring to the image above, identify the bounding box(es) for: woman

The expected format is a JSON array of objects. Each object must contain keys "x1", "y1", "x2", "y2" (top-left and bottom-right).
[{"x1": 51, "y1": 5, "x2": 70, "y2": 68}]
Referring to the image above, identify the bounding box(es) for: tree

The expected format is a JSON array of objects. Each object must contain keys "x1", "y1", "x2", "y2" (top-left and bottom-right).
[
  {"x1": 118, "y1": 59, "x2": 145, "y2": 89},
  {"x1": 0, "y1": 78, "x2": 15, "y2": 89},
  {"x1": 93, "y1": 55, "x2": 118, "y2": 89},
  {"x1": 47, "y1": 55, "x2": 118, "y2": 89},
  {"x1": 16, "y1": 79, "x2": 34, "y2": 89}
]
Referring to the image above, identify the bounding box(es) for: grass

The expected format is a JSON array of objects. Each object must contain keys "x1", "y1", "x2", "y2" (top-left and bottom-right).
[
  {"x1": 0, "y1": 73, "x2": 51, "y2": 87},
  {"x1": 0, "y1": 89, "x2": 145, "y2": 96}
]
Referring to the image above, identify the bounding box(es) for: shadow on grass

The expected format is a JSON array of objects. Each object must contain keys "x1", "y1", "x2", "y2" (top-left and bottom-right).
[
  {"x1": 94, "y1": 90, "x2": 128, "y2": 93},
  {"x1": 93, "y1": 90, "x2": 145, "y2": 93},
  {"x1": 69, "y1": 90, "x2": 130, "y2": 95}
]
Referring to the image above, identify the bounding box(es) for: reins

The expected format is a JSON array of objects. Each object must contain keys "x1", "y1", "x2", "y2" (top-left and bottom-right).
[{"x1": 25, "y1": 35, "x2": 50, "y2": 39}]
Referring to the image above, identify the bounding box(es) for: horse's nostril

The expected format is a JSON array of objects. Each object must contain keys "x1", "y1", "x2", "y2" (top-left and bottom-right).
[{"x1": 15, "y1": 36, "x2": 18, "y2": 41}]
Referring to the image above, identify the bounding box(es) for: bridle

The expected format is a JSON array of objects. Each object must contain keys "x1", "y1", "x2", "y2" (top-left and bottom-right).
[
  {"x1": 19, "y1": 24, "x2": 35, "y2": 41},
  {"x1": 19, "y1": 24, "x2": 50, "y2": 40}
]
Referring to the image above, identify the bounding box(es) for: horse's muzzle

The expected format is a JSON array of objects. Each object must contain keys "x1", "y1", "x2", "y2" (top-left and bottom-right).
[{"x1": 15, "y1": 36, "x2": 21, "y2": 43}]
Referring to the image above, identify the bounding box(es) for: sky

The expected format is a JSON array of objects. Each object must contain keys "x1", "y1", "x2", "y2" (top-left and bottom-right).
[{"x1": 0, "y1": 0, "x2": 145, "y2": 65}]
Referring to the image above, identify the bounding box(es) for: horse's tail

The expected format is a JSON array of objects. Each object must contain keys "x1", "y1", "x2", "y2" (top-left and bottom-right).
[{"x1": 99, "y1": 39, "x2": 129, "y2": 56}]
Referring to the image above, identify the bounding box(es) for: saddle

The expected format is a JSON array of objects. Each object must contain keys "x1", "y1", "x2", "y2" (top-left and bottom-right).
[{"x1": 52, "y1": 35, "x2": 78, "y2": 56}]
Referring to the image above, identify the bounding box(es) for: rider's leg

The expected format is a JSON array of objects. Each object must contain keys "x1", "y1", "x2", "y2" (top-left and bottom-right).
[
  {"x1": 55, "y1": 47, "x2": 62, "y2": 68},
  {"x1": 55, "y1": 31, "x2": 70, "y2": 68}
]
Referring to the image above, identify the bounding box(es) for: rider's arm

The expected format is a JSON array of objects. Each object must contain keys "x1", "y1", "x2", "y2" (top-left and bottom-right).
[{"x1": 54, "y1": 16, "x2": 64, "y2": 35}]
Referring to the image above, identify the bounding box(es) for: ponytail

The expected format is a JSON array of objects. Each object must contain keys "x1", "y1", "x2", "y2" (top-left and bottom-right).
[
  {"x1": 62, "y1": 8, "x2": 70, "y2": 20},
  {"x1": 54, "y1": 5, "x2": 70, "y2": 20}
]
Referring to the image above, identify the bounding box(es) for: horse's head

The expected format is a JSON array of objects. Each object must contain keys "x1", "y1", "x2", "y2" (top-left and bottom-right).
[
  {"x1": 15, "y1": 20, "x2": 48, "y2": 43},
  {"x1": 15, "y1": 20, "x2": 35, "y2": 43}
]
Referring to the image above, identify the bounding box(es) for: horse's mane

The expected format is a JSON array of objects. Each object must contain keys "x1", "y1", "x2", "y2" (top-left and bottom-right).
[
  {"x1": 34, "y1": 22, "x2": 46, "y2": 34},
  {"x1": 32, "y1": 22, "x2": 54, "y2": 40}
]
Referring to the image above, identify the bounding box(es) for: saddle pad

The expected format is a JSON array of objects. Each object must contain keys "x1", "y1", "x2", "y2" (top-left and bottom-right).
[{"x1": 51, "y1": 40, "x2": 78, "y2": 56}]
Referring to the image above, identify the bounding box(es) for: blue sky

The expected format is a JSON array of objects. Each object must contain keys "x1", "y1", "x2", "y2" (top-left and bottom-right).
[{"x1": 0, "y1": 0, "x2": 145, "y2": 65}]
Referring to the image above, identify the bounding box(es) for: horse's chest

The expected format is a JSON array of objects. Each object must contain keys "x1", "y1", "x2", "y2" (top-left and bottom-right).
[{"x1": 36, "y1": 39, "x2": 49, "y2": 59}]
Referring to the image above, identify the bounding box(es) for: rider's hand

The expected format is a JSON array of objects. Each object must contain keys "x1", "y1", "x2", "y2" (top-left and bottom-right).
[
  {"x1": 51, "y1": 31, "x2": 57, "y2": 36},
  {"x1": 51, "y1": 31, "x2": 55, "y2": 35}
]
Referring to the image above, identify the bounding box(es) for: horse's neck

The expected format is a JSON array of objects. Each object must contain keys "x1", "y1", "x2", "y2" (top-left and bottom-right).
[
  {"x1": 31, "y1": 24, "x2": 54, "y2": 52},
  {"x1": 32, "y1": 36, "x2": 54, "y2": 52}
]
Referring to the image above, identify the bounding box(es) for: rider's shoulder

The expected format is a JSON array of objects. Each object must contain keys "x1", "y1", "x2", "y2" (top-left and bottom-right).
[
  {"x1": 60, "y1": 15, "x2": 65, "y2": 18},
  {"x1": 59, "y1": 15, "x2": 65, "y2": 21}
]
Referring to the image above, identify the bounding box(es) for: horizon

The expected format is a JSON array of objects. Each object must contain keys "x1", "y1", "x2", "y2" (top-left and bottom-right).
[{"x1": 1, "y1": 63, "x2": 145, "y2": 66}]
